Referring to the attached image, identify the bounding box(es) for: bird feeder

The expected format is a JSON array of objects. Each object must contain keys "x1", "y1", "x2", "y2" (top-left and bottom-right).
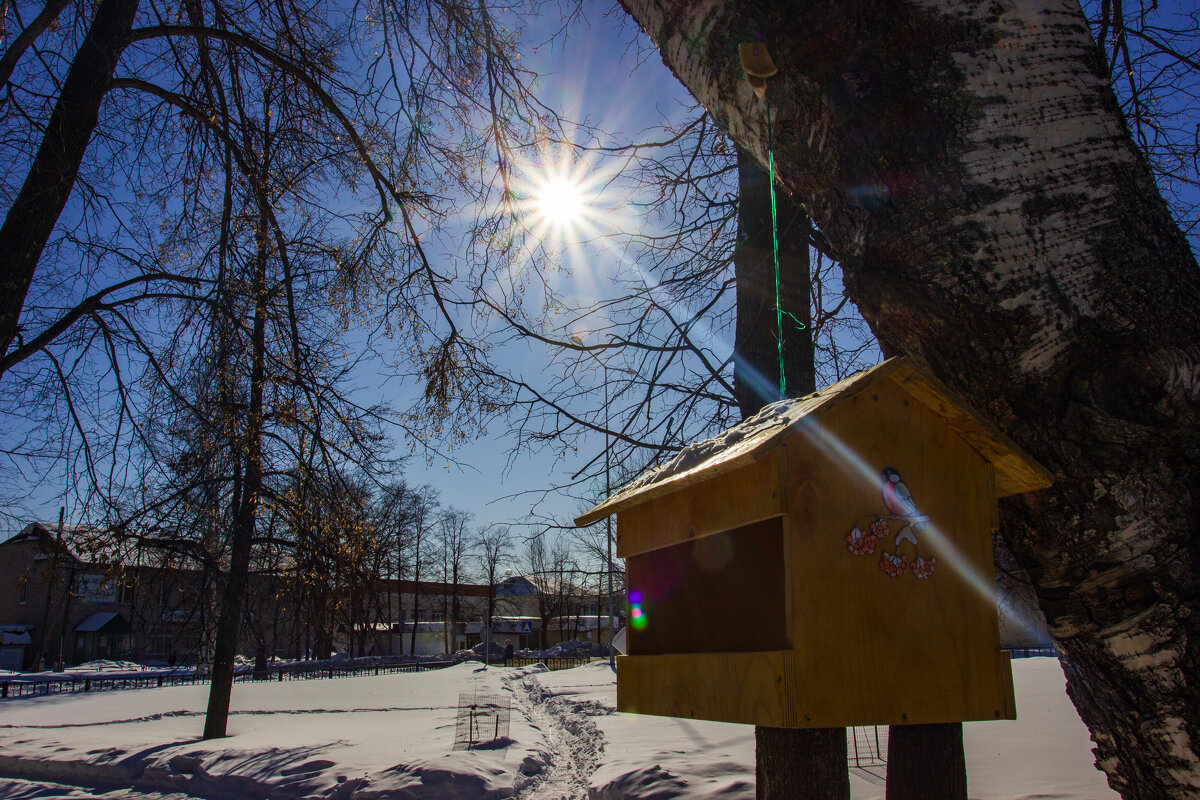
[{"x1": 575, "y1": 357, "x2": 1052, "y2": 729}]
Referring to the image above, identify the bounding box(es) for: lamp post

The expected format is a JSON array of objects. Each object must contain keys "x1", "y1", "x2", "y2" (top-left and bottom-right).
[{"x1": 571, "y1": 334, "x2": 616, "y2": 669}]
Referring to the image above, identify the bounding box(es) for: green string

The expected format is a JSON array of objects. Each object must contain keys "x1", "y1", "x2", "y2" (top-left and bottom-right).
[{"x1": 766, "y1": 93, "x2": 785, "y2": 400}]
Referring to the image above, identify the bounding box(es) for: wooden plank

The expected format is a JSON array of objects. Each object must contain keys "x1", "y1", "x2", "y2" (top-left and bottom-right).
[
  {"x1": 626, "y1": 518, "x2": 788, "y2": 655},
  {"x1": 782, "y1": 377, "x2": 1016, "y2": 727},
  {"x1": 617, "y1": 651, "x2": 792, "y2": 727},
  {"x1": 615, "y1": 449, "x2": 785, "y2": 558},
  {"x1": 888, "y1": 362, "x2": 1053, "y2": 497}
]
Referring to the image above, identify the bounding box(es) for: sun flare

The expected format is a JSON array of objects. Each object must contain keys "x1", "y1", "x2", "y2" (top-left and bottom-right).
[{"x1": 535, "y1": 174, "x2": 588, "y2": 227}]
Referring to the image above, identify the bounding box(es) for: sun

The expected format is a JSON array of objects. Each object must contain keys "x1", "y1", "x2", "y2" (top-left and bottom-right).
[
  {"x1": 535, "y1": 174, "x2": 588, "y2": 228},
  {"x1": 501, "y1": 147, "x2": 625, "y2": 261}
]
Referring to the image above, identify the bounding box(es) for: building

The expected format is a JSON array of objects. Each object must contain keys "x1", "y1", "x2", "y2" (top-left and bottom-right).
[
  {"x1": 0, "y1": 521, "x2": 624, "y2": 671},
  {"x1": 0, "y1": 522, "x2": 220, "y2": 670}
]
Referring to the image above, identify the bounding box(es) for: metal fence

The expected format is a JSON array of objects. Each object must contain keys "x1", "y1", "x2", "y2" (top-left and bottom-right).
[
  {"x1": 503, "y1": 656, "x2": 603, "y2": 671},
  {"x1": 848, "y1": 725, "x2": 888, "y2": 784},
  {"x1": 0, "y1": 659, "x2": 455, "y2": 700},
  {"x1": 1004, "y1": 646, "x2": 1057, "y2": 659}
]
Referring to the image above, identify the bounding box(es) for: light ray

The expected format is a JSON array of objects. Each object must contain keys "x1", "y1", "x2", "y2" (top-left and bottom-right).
[{"x1": 793, "y1": 416, "x2": 1045, "y2": 642}]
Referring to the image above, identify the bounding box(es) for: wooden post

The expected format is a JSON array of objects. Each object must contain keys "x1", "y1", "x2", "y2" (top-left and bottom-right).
[{"x1": 885, "y1": 723, "x2": 967, "y2": 800}]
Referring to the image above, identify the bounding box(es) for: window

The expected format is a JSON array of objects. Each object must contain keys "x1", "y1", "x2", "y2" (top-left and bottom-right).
[
  {"x1": 77, "y1": 573, "x2": 116, "y2": 604},
  {"x1": 150, "y1": 635, "x2": 172, "y2": 655},
  {"x1": 18, "y1": 579, "x2": 27, "y2": 605},
  {"x1": 117, "y1": 579, "x2": 134, "y2": 605}
]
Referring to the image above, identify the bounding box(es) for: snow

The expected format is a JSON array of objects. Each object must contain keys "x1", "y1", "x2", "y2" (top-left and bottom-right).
[{"x1": 0, "y1": 658, "x2": 1117, "y2": 799}]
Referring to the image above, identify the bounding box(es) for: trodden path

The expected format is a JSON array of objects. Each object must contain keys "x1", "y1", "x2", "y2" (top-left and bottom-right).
[{"x1": 508, "y1": 669, "x2": 606, "y2": 800}]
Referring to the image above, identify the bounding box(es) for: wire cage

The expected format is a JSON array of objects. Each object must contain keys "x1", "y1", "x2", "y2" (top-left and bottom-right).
[
  {"x1": 453, "y1": 692, "x2": 512, "y2": 751},
  {"x1": 848, "y1": 725, "x2": 888, "y2": 784}
]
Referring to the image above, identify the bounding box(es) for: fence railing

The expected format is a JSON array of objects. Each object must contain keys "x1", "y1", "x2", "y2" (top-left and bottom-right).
[
  {"x1": 504, "y1": 656, "x2": 604, "y2": 671},
  {"x1": 504, "y1": 649, "x2": 1057, "y2": 672},
  {"x1": 1003, "y1": 646, "x2": 1057, "y2": 659},
  {"x1": 0, "y1": 659, "x2": 455, "y2": 700}
]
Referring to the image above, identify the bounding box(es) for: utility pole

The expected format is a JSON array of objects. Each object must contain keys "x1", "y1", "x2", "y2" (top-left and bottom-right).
[{"x1": 571, "y1": 333, "x2": 617, "y2": 668}]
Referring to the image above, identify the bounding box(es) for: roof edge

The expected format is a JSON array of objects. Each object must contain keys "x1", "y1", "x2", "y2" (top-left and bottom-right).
[
  {"x1": 886, "y1": 361, "x2": 1054, "y2": 497},
  {"x1": 574, "y1": 360, "x2": 906, "y2": 526},
  {"x1": 575, "y1": 357, "x2": 1054, "y2": 526}
]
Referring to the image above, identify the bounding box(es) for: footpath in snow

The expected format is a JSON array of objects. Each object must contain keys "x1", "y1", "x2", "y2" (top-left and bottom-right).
[{"x1": 0, "y1": 658, "x2": 1118, "y2": 799}]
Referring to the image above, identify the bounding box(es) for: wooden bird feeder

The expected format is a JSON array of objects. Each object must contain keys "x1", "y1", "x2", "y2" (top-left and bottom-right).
[{"x1": 575, "y1": 357, "x2": 1052, "y2": 729}]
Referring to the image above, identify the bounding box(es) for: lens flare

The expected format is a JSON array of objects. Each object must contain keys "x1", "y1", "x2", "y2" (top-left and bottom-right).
[{"x1": 629, "y1": 592, "x2": 648, "y2": 630}]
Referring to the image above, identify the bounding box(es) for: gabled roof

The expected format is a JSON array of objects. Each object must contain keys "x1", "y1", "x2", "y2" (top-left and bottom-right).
[
  {"x1": 2, "y1": 522, "x2": 119, "y2": 564},
  {"x1": 575, "y1": 357, "x2": 1053, "y2": 526}
]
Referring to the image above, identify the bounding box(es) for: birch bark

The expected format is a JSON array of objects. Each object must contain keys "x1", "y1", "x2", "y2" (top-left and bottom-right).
[{"x1": 619, "y1": 0, "x2": 1200, "y2": 797}]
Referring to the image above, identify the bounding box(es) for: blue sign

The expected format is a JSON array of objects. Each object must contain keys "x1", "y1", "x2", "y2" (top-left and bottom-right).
[{"x1": 520, "y1": 621, "x2": 533, "y2": 635}]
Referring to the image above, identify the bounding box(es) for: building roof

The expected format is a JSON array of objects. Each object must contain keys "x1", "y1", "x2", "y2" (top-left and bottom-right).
[
  {"x1": 496, "y1": 575, "x2": 538, "y2": 596},
  {"x1": 391, "y1": 579, "x2": 492, "y2": 598},
  {"x1": 576, "y1": 357, "x2": 1053, "y2": 526},
  {"x1": 1, "y1": 523, "x2": 203, "y2": 571},
  {"x1": 0, "y1": 628, "x2": 32, "y2": 646}
]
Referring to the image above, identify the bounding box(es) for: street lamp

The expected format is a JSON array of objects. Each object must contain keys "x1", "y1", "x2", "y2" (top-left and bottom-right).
[{"x1": 570, "y1": 333, "x2": 616, "y2": 669}]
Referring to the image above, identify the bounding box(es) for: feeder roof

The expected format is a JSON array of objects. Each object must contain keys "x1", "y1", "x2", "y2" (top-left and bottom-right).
[{"x1": 575, "y1": 357, "x2": 1052, "y2": 527}]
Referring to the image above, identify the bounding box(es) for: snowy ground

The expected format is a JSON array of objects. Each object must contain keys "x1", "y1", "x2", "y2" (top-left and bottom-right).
[{"x1": 0, "y1": 658, "x2": 1117, "y2": 799}]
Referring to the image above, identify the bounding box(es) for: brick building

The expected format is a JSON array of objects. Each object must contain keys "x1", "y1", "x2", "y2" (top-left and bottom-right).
[
  {"x1": 1, "y1": 522, "x2": 623, "y2": 671},
  {"x1": 0, "y1": 522, "x2": 221, "y2": 670}
]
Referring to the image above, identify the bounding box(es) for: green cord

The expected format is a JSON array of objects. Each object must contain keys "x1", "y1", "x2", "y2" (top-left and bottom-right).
[{"x1": 766, "y1": 93, "x2": 785, "y2": 400}]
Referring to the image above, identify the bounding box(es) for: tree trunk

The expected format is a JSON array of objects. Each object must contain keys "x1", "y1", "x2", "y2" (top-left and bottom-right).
[
  {"x1": 735, "y1": 147, "x2": 815, "y2": 414},
  {"x1": 736, "y1": 148, "x2": 843, "y2": 797},
  {"x1": 620, "y1": 0, "x2": 1200, "y2": 796},
  {"x1": 410, "y1": 532, "x2": 421, "y2": 657},
  {"x1": 0, "y1": 0, "x2": 139, "y2": 368},
  {"x1": 885, "y1": 724, "x2": 967, "y2": 800},
  {"x1": 756, "y1": 727, "x2": 848, "y2": 800},
  {"x1": 202, "y1": 204, "x2": 269, "y2": 740}
]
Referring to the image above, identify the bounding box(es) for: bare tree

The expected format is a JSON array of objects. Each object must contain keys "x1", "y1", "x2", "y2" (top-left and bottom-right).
[
  {"x1": 476, "y1": 523, "x2": 511, "y2": 660},
  {"x1": 0, "y1": 0, "x2": 563, "y2": 526},
  {"x1": 1085, "y1": 0, "x2": 1200, "y2": 243},
  {"x1": 405, "y1": 487, "x2": 439, "y2": 657},
  {"x1": 371, "y1": 481, "x2": 418, "y2": 633},
  {"x1": 521, "y1": 535, "x2": 582, "y2": 649},
  {"x1": 434, "y1": 507, "x2": 473, "y2": 653}
]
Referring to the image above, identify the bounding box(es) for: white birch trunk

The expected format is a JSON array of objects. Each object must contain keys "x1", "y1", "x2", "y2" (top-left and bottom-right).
[{"x1": 620, "y1": 0, "x2": 1200, "y2": 796}]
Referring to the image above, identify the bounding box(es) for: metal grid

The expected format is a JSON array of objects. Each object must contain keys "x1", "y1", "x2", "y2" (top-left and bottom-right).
[
  {"x1": 453, "y1": 692, "x2": 512, "y2": 751},
  {"x1": 847, "y1": 725, "x2": 888, "y2": 785}
]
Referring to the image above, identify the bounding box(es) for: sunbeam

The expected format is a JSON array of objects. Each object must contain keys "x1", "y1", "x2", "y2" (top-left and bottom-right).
[{"x1": 793, "y1": 415, "x2": 1047, "y2": 643}]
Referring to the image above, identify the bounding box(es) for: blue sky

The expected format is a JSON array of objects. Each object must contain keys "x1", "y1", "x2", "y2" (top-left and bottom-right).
[
  {"x1": 12, "y1": 0, "x2": 1197, "y2": 553},
  {"x1": 386, "y1": 8, "x2": 710, "y2": 537}
]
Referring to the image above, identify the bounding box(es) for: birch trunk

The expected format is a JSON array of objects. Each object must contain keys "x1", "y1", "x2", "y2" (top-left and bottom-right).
[{"x1": 620, "y1": 0, "x2": 1200, "y2": 797}]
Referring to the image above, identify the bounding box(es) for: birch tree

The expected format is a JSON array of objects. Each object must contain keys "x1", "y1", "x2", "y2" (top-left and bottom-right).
[{"x1": 617, "y1": 0, "x2": 1200, "y2": 796}]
